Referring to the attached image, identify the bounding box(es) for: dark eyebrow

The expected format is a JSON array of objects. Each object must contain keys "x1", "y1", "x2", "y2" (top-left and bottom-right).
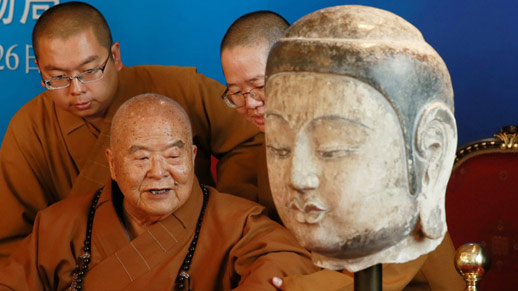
[
  {"x1": 43, "y1": 55, "x2": 99, "y2": 72},
  {"x1": 129, "y1": 140, "x2": 185, "y2": 154}
]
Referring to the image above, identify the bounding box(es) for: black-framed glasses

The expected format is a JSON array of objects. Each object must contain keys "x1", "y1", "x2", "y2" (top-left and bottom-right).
[
  {"x1": 42, "y1": 53, "x2": 112, "y2": 90},
  {"x1": 222, "y1": 85, "x2": 264, "y2": 108}
]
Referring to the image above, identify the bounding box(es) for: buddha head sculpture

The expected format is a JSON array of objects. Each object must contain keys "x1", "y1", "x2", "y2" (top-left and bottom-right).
[{"x1": 265, "y1": 5, "x2": 457, "y2": 272}]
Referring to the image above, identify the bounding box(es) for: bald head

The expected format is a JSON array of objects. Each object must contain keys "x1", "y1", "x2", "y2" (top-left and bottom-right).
[
  {"x1": 220, "y1": 11, "x2": 289, "y2": 131},
  {"x1": 32, "y1": 1, "x2": 112, "y2": 59},
  {"x1": 107, "y1": 93, "x2": 197, "y2": 226},
  {"x1": 110, "y1": 94, "x2": 192, "y2": 150},
  {"x1": 221, "y1": 10, "x2": 289, "y2": 53}
]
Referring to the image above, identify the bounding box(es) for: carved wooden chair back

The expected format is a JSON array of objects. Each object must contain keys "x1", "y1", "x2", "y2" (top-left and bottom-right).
[{"x1": 446, "y1": 125, "x2": 518, "y2": 289}]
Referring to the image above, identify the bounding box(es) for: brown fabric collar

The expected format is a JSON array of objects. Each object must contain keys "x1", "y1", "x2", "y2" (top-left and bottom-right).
[{"x1": 92, "y1": 178, "x2": 203, "y2": 257}]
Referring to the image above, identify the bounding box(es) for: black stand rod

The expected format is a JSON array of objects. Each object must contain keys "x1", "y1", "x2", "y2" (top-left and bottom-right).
[{"x1": 354, "y1": 264, "x2": 382, "y2": 291}]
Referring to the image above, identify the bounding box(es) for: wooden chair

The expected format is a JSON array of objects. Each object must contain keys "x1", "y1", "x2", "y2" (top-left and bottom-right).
[{"x1": 446, "y1": 125, "x2": 518, "y2": 290}]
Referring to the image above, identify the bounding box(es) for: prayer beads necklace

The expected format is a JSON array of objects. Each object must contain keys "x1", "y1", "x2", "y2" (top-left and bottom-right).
[
  {"x1": 174, "y1": 184, "x2": 209, "y2": 291},
  {"x1": 69, "y1": 185, "x2": 209, "y2": 291},
  {"x1": 69, "y1": 187, "x2": 102, "y2": 291}
]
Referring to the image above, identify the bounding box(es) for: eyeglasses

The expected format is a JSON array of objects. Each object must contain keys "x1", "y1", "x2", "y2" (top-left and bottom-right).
[
  {"x1": 42, "y1": 53, "x2": 112, "y2": 90},
  {"x1": 222, "y1": 85, "x2": 264, "y2": 108}
]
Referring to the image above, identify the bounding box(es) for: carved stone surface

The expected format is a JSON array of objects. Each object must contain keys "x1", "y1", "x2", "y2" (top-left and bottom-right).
[{"x1": 265, "y1": 5, "x2": 458, "y2": 272}]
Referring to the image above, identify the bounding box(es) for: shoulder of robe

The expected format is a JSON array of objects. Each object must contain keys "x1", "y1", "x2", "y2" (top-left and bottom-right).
[
  {"x1": 116, "y1": 65, "x2": 226, "y2": 135},
  {"x1": 117, "y1": 65, "x2": 223, "y2": 103},
  {"x1": 7, "y1": 91, "x2": 54, "y2": 132},
  {"x1": 121, "y1": 64, "x2": 200, "y2": 83},
  {"x1": 36, "y1": 191, "x2": 95, "y2": 225},
  {"x1": 207, "y1": 186, "x2": 268, "y2": 218}
]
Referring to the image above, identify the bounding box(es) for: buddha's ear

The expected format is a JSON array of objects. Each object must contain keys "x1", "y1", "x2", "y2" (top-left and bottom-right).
[{"x1": 414, "y1": 102, "x2": 457, "y2": 239}]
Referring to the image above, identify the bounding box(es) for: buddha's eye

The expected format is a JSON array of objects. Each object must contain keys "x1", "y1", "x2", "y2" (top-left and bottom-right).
[
  {"x1": 267, "y1": 145, "x2": 291, "y2": 158},
  {"x1": 317, "y1": 147, "x2": 358, "y2": 159}
]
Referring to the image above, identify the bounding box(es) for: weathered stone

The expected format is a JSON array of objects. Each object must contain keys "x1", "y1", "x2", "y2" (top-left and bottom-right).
[{"x1": 265, "y1": 5, "x2": 457, "y2": 272}]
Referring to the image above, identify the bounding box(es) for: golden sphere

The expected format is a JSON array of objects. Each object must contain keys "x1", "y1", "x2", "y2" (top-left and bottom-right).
[{"x1": 454, "y1": 243, "x2": 491, "y2": 283}]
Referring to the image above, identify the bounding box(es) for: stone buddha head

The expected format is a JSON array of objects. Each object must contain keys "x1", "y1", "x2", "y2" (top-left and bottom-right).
[{"x1": 265, "y1": 5, "x2": 457, "y2": 272}]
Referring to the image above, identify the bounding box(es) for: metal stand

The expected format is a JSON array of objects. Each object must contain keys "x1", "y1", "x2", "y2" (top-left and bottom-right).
[{"x1": 354, "y1": 264, "x2": 382, "y2": 291}]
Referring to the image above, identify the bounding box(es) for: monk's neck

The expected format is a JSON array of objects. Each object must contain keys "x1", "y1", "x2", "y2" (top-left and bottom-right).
[
  {"x1": 124, "y1": 217, "x2": 147, "y2": 239},
  {"x1": 84, "y1": 116, "x2": 105, "y2": 132},
  {"x1": 83, "y1": 102, "x2": 114, "y2": 132},
  {"x1": 122, "y1": 206, "x2": 169, "y2": 239}
]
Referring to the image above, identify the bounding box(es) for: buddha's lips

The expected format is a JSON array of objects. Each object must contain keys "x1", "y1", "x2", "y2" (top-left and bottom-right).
[{"x1": 289, "y1": 199, "x2": 329, "y2": 224}]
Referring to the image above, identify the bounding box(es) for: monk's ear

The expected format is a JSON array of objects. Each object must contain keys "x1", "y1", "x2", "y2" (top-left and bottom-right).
[
  {"x1": 105, "y1": 148, "x2": 117, "y2": 180},
  {"x1": 191, "y1": 145, "x2": 197, "y2": 165},
  {"x1": 414, "y1": 102, "x2": 457, "y2": 239},
  {"x1": 111, "y1": 42, "x2": 123, "y2": 71},
  {"x1": 35, "y1": 59, "x2": 46, "y2": 88}
]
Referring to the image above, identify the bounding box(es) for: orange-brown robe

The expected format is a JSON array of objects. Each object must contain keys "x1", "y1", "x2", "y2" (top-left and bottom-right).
[
  {"x1": 281, "y1": 233, "x2": 465, "y2": 290},
  {"x1": 0, "y1": 180, "x2": 318, "y2": 290},
  {"x1": 257, "y1": 142, "x2": 279, "y2": 222},
  {"x1": 0, "y1": 65, "x2": 263, "y2": 265}
]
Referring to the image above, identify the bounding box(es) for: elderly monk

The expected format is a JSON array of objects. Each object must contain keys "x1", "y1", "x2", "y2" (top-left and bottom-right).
[
  {"x1": 220, "y1": 11, "x2": 290, "y2": 222},
  {"x1": 219, "y1": 9, "x2": 464, "y2": 291},
  {"x1": 0, "y1": 94, "x2": 318, "y2": 291},
  {"x1": 0, "y1": 1, "x2": 262, "y2": 265}
]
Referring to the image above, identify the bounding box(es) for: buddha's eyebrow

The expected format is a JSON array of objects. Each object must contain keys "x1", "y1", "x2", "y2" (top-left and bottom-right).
[
  {"x1": 265, "y1": 112, "x2": 288, "y2": 122},
  {"x1": 309, "y1": 115, "x2": 372, "y2": 130}
]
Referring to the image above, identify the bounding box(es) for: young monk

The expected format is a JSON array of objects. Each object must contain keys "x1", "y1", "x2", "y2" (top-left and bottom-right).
[{"x1": 220, "y1": 11, "x2": 290, "y2": 222}]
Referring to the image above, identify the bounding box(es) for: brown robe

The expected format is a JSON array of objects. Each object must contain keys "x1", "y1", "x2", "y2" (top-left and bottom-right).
[
  {"x1": 0, "y1": 65, "x2": 263, "y2": 265},
  {"x1": 257, "y1": 141, "x2": 279, "y2": 222},
  {"x1": 281, "y1": 233, "x2": 465, "y2": 290},
  {"x1": 0, "y1": 179, "x2": 318, "y2": 290}
]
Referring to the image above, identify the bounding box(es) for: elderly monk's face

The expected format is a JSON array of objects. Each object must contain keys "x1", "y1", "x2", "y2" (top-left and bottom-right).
[
  {"x1": 221, "y1": 43, "x2": 269, "y2": 132},
  {"x1": 35, "y1": 28, "x2": 123, "y2": 122},
  {"x1": 265, "y1": 72, "x2": 418, "y2": 259},
  {"x1": 107, "y1": 108, "x2": 197, "y2": 221}
]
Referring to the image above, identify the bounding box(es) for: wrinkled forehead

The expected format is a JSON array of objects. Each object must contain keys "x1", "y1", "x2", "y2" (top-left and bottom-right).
[
  {"x1": 114, "y1": 112, "x2": 190, "y2": 146},
  {"x1": 265, "y1": 72, "x2": 400, "y2": 131}
]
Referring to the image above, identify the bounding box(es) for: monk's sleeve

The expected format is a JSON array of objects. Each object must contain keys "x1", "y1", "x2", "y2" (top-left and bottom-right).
[
  {"x1": 413, "y1": 232, "x2": 465, "y2": 290},
  {"x1": 281, "y1": 257, "x2": 426, "y2": 291},
  {"x1": 0, "y1": 113, "x2": 54, "y2": 266},
  {"x1": 282, "y1": 233, "x2": 464, "y2": 291},
  {"x1": 0, "y1": 212, "x2": 52, "y2": 290},
  {"x1": 187, "y1": 70, "x2": 263, "y2": 201},
  {"x1": 384, "y1": 233, "x2": 464, "y2": 290},
  {"x1": 380, "y1": 255, "x2": 427, "y2": 290},
  {"x1": 282, "y1": 269, "x2": 354, "y2": 291},
  {"x1": 228, "y1": 207, "x2": 319, "y2": 291}
]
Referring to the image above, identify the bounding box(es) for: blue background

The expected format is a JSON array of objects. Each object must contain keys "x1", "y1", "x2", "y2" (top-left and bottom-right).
[{"x1": 0, "y1": 0, "x2": 516, "y2": 146}]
